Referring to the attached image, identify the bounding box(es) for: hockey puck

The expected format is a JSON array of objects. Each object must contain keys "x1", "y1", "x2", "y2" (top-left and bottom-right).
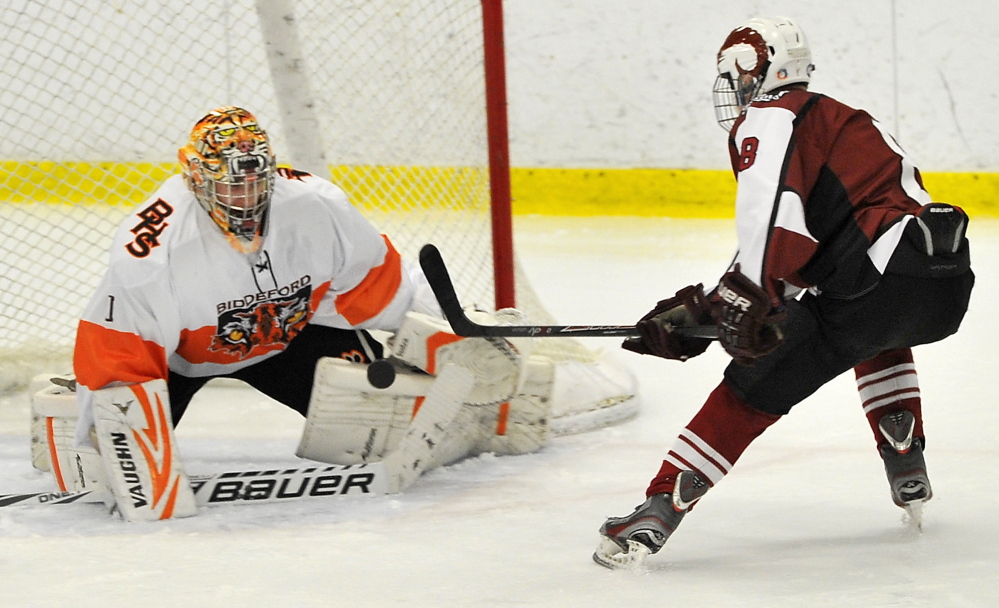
[{"x1": 366, "y1": 359, "x2": 396, "y2": 389}]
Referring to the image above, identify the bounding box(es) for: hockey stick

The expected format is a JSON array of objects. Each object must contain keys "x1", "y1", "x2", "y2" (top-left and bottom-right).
[
  {"x1": 0, "y1": 463, "x2": 389, "y2": 509},
  {"x1": 418, "y1": 243, "x2": 718, "y2": 339}
]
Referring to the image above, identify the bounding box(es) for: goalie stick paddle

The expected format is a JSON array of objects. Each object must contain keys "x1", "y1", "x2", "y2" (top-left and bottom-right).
[
  {"x1": 418, "y1": 243, "x2": 718, "y2": 339},
  {"x1": 0, "y1": 463, "x2": 389, "y2": 510}
]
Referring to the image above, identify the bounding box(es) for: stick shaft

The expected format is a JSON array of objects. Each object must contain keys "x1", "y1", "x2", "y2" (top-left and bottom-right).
[{"x1": 418, "y1": 244, "x2": 717, "y2": 339}]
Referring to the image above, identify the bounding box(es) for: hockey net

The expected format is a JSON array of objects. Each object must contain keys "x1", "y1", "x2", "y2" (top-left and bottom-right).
[{"x1": 0, "y1": 0, "x2": 637, "y2": 433}]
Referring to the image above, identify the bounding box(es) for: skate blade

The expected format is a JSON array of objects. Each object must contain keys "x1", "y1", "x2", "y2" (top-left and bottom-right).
[
  {"x1": 903, "y1": 500, "x2": 925, "y2": 532},
  {"x1": 592, "y1": 537, "x2": 651, "y2": 570}
]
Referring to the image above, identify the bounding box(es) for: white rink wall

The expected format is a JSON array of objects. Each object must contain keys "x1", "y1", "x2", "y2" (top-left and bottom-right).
[
  {"x1": 1, "y1": 2, "x2": 992, "y2": 173},
  {"x1": 505, "y1": 1, "x2": 998, "y2": 171}
]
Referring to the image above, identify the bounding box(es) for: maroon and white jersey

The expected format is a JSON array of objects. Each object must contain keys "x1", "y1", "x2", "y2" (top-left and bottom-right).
[{"x1": 727, "y1": 88, "x2": 932, "y2": 304}]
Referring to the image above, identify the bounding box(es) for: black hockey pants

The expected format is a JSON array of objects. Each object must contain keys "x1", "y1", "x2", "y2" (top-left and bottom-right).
[{"x1": 723, "y1": 268, "x2": 974, "y2": 417}]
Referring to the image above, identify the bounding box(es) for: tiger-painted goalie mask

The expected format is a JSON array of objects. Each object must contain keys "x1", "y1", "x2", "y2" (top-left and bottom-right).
[
  {"x1": 712, "y1": 17, "x2": 815, "y2": 132},
  {"x1": 178, "y1": 106, "x2": 276, "y2": 253}
]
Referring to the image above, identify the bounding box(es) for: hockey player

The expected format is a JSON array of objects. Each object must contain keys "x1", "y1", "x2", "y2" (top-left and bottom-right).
[
  {"x1": 593, "y1": 17, "x2": 974, "y2": 568},
  {"x1": 63, "y1": 106, "x2": 552, "y2": 521}
]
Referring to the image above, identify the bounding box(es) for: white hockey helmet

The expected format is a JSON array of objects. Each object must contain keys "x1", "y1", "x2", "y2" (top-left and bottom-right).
[{"x1": 712, "y1": 16, "x2": 815, "y2": 131}]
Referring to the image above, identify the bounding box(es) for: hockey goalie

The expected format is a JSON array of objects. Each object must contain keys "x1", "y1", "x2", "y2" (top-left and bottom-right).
[{"x1": 37, "y1": 106, "x2": 559, "y2": 521}]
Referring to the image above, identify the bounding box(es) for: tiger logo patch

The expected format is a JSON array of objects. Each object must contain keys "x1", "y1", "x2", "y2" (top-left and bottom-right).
[{"x1": 210, "y1": 285, "x2": 311, "y2": 359}]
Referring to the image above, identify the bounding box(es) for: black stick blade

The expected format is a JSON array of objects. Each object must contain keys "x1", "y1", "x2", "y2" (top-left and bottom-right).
[{"x1": 419, "y1": 244, "x2": 480, "y2": 336}]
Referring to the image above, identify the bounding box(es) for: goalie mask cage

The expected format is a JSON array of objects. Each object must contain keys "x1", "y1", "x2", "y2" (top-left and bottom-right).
[{"x1": 0, "y1": 0, "x2": 637, "y2": 432}]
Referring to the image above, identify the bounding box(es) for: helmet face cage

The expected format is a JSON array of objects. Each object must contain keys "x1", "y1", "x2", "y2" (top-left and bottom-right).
[
  {"x1": 198, "y1": 155, "x2": 274, "y2": 238},
  {"x1": 713, "y1": 72, "x2": 764, "y2": 133},
  {"x1": 179, "y1": 107, "x2": 276, "y2": 244}
]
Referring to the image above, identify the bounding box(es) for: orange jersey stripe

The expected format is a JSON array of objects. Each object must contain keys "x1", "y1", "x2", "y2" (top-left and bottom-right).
[
  {"x1": 74, "y1": 320, "x2": 168, "y2": 390},
  {"x1": 334, "y1": 235, "x2": 403, "y2": 326}
]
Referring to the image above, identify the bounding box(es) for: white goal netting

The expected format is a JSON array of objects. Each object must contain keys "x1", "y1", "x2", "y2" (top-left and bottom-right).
[{"x1": 0, "y1": 0, "x2": 637, "y2": 432}]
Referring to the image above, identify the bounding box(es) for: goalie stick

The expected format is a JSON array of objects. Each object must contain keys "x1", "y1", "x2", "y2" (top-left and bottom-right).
[
  {"x1": 0, "y1": 463, "x2": 388, "y2": 510},
  {"x1": 418, "y1": 243, "x2": 718, "y2": 339}
]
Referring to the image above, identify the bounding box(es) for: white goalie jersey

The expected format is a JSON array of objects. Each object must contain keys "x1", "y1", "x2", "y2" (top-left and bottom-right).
[{"x1": 73, "y1": 169, "x2": 441, "y2": 438}]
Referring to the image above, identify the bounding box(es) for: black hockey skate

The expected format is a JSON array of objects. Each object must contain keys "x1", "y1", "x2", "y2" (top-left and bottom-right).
[
  {"x1": 878, "y1": 411, "x2": 932, "y2": 528},
  {"x1": 593, "y1": 471, "x2": 708, "y2": 569}
]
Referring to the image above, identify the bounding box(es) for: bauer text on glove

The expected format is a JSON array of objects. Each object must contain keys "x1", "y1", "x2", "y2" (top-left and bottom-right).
[{"x1": 712, "y1": 265, "x2": 786, "y2": 365}]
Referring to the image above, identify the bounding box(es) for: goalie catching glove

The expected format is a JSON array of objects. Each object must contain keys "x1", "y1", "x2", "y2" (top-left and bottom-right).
[
  {"x1": 622, "y1": 284, "x2": 714, "y2": 361},
  {"x1": 713, "y1": 265, "x2": 786, "y2": 365}
]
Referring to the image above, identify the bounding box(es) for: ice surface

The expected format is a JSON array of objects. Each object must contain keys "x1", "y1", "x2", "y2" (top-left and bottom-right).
[{"x1": 1, "y1": 216, "x2": 996, "y2": 607}]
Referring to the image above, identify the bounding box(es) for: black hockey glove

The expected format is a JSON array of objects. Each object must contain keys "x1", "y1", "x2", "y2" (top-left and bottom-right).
[
  {"x1": 712, "y1": 265, "x2": 786, "y2": 365},
  {"x1": 622, "y1": 284, "x2": 714, "y2": 361}
]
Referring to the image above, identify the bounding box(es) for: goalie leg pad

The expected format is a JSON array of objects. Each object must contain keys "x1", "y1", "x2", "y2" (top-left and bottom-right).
[
  {"x1": 92, "y1": 379, "x2": 197, "y2": 521},
  {"x1": 300, "y1": 353, "x2": 552, "y2": 488},
  {"x1": 30, "y1": 411, "x2": 52, "y2": 473},
  {"x1": 299, "y1": 357, "x2": 484, "y2": 472},
  {"x1": 297, "y1": 358, "x2": 434, "y2": 465},
  {"x1": 380, "y1": 364, "x2": 474, "y2": 492},
  {"x1": 475, "y1": 356, "x2": 555, "y2": 456},
  {"x1": 425, "y1": 356, "x2": 555, "y2": 467},
  {"x1": 29, "y1": 374, "x2": 60, "y2": 472},
  {"x1": 30, "y1": 374, "x2": 76, "y2": 474}
]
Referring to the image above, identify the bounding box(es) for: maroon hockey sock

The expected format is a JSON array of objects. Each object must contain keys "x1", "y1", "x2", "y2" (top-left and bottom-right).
[
  {"x1": 646, "y1": 380, "x2": 780, "y2": 498},
  {"x1": 854, "y1": 348, "x2": 924, "y2": 447}
]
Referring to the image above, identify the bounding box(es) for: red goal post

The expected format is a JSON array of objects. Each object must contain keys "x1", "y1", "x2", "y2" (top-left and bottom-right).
[{"x1": 482, "y1": 0, "x2": 515, "y2": 310}]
